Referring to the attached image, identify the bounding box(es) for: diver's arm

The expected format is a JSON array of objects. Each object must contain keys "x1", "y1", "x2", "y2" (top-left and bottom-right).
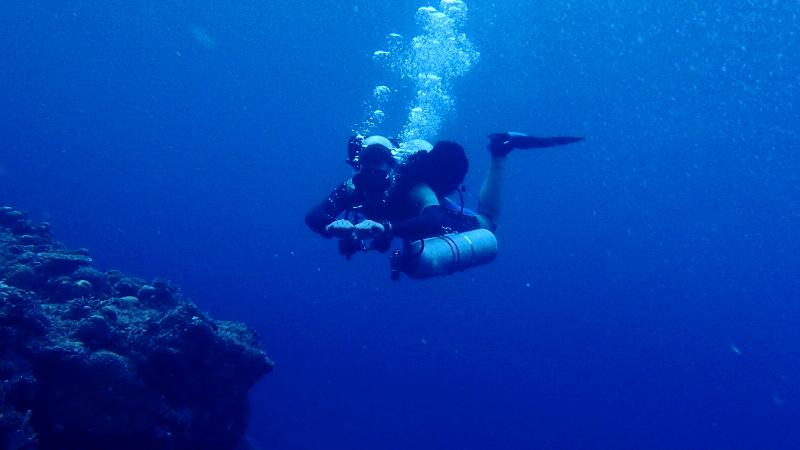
[
  {"x1": 387, "y1": 205, "x2": 447, "y2": 239},
  {"x1": 384, "y1": 183, "x2": 447, "y2": 239},
  {"x1": 305, "y1": 181, "x2": 354, "y2": 238}
]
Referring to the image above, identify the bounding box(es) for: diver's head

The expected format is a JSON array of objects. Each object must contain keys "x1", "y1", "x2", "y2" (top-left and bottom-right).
[
  {"x1": 420, "y1": 140, "x2": 468, "y2": 195},
  {"x1": 361, "y1": 135, "x2": 396, "y2": 152},
  {"x1": 348, "y1": 135, "x2": 399, "y2": 169},
  {"x1": 352, "y1": 141, "x2": 397, "y2": 195}
]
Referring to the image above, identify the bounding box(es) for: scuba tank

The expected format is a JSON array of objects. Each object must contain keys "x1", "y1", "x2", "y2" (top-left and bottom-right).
[{"x1": 390, "y1": 229, "x2": 498, "y2": 280}]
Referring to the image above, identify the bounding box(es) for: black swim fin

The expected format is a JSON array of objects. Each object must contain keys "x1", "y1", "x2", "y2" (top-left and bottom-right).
[{"x1": 488, "y1": 132, "x2": 584, "y2": 157}]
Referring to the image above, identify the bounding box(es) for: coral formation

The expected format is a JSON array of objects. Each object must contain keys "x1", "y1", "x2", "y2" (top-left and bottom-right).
[{"x1": 0, "y1": 206, "x2": 272, "y2": 450}]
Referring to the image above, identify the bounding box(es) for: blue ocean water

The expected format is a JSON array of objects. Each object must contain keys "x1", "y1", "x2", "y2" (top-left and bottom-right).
[{"x1": 2, "y1": 0, "x2": 799, "y2": 449}]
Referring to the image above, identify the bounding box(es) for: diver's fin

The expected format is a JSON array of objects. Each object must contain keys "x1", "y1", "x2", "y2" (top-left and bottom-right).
[{"x1": 488, "y1": 132, "x2": 584, "y2": 156}]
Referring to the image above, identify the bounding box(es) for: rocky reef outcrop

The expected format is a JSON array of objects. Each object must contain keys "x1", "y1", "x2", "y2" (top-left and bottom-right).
[{"x1": 0, "y1": 206, "x2": 273, "y2": 450}]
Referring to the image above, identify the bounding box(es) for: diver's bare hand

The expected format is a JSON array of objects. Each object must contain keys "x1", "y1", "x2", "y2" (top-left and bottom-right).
[
  {"x1": 353, "y1": 220, "x2": 385, "y2": 240},
  {"x1": 326, "y1": 219, "x2": 355, "y2": 239}
]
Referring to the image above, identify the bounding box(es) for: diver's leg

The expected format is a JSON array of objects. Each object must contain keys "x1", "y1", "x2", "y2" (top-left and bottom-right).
[
  {"x1": 477, "y1": 155, "x2": 506, "y2": 228},
  {"x1": 475, "y1": 133, "x2": 584, "y2": 230}
]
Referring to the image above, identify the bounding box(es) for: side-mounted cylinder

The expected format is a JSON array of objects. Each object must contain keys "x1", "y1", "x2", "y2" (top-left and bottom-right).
[{"x1": 391, "y1": 229, "x2": 498, "y2": 280}]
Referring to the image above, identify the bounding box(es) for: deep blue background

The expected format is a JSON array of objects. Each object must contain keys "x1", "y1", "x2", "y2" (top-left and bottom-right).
[{"x1": 2, "y1": 1, "x2": 799, "y2": 449}]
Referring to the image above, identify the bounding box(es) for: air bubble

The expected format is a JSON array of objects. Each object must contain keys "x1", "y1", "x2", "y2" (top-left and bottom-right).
[
  {"x1": 373, "y1": 85, "x2": 391, "y2": 98},
  {"x1": 356, "y1": 2, "x2": 478, "y2": 143}
]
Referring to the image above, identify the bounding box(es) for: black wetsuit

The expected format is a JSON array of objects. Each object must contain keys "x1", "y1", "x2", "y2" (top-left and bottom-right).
[{"x1": 305, "y1": 180, "x2": 481, "y2": 246}]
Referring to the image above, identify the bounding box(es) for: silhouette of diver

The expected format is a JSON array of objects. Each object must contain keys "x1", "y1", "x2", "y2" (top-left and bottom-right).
[{"x1": 306, "y1": 132, "x2": 584, "y2": 279}]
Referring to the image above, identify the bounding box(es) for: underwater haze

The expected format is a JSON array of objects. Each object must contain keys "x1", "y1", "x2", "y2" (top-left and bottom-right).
[{"x1": 2, "y1": 0, "x2": 799, "y2": 449}]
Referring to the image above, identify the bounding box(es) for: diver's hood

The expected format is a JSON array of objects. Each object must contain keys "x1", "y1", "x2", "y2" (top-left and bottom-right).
[
  {"x1": 362, "y1": 135, "x2": 397, "y2": 151},
  {"x1": 357, "y1": 135, "x2": 433, "y2": 165}
]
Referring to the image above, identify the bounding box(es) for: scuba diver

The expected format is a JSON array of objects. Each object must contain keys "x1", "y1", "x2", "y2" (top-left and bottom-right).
[{"x1": 305, "y1": 132, "x2": 583, "y2": 279}]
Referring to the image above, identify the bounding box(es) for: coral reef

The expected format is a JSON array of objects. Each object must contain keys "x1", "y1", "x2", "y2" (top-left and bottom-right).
[{"x1": 0, "y1": 206, "x2": 272, "y2": 450}]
